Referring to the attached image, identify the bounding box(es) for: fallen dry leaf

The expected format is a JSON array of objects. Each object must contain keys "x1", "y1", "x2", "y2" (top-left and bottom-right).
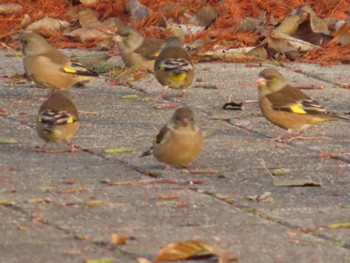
[
  {"x1": 63, "y1": 250, "x2": 82, "y2": 256},
  {"x1": 26, "y1": 17, "x2": 70, "y2": 32},
  {"x1": 222, "y1": 101, "x2": 243, "y2": 110},
  {"x1": 84, "y1": 199, "x2": 104, "y2": 207},
  {"x1": 155, "y1": 240, "x2": 237, "y2": 262},
  {"x1": 111, "y1": 233, "x2": 128, "y2": 245},
  {"x1": 26, "y1": 198, "x2": 52, "y2": 204},
  {"x1": 31, "y1": 215, "x2": 47, "y2": 223},
  {"x1": 78, "y1": 9, "x2": 100, "y2": 27},
  {"x1": 337, "y1": 83, "x2": 350, "y2": 89},
  {"x1": 66, "y1": 10, "x2": 121, "y2": 47},
  {"x1": 200, "y1": 46, "x2": 267, "y2": 60},
  {"x1": 80, "y1": 0, "x2": 99, "y2": 5},
  {"x1": 232, "y1": 12, "x2": 266, "y2": 33},
  {"x1": 267, "y1": 31, "x2": 321, "y2": 54},
  {"x1": 154, "y1": 103, "x2": 179, "y2": 109},
  {"x1": 318, "y1": 152, "x2": 350, "y2": 159},
  {"x1": 273, "y1": 15, "x2": 301, "y2": 36},
  {"x1": 0, "y1": 3, "x2": 23, "y2": 15},
  {"x1": 136, "y1": 258, "x2": 152, "y2": 263},
  {"x1": 210, "y1": 114, "x2": 231, "y2": 121},
  {"x1": 246, "y1": 191, "x2": 273, "y2": 202},
  {"x1": 3, "y1": 73, "x2": 27, "y2": 86},
  {"x1": 74, "y1": 235, "x2": 92, "y2": 241},
  {"x1": 59, "y1": 188, "x2": 87, "y2": 194},
  {"x1": 156, "y1": 193, "x2": 180, "y2": 201},
  {"x1": 65, "y1": 179, "x2": 76, "y2": 185},
  {"x1": 155, "y1": 240, "x2": 214, "y2": 261},
  {"x1": 271, "y1": 168, "x2": 291, "y2": 176},
  {"x1": 272, "y1": 178, "x2": 322, "y2": 187},
  {"x1": 178, "y1": 24, "x2": 205, "y2": 36},
  {"x1": 299, "y1": 6, "x2": 330, "y2": 35}
]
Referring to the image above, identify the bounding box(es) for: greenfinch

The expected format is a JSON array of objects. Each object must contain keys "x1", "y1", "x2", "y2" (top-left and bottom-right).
[
  {"x1": 257, "y1": 68, "x2": 348, "y2": 141},
  {"x1": 36, "y1": 90, "x2": 80, "y2": 152},
  {"x1": 154, "y1": 37, "x2": 194, "y2": 98},
  {"x1": 19, "y1": 33, "x2": 98, "y2": 90},
  {"x1": 141, "y1": 107, "x2": 203, "y2": 167},
  {"x1": 113, "y1": 26, "x2": 164, "y2": 71}
]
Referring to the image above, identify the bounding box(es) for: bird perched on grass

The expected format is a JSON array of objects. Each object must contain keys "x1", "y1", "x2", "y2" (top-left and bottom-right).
[
  {"x1": 113, "y1": 26, "x2": 164, "y2": 71},
  {"x1": 36, "y1": 90, "x2": 80, "y2": 152},
  {"x1": 141, "y1": 107, "x2": 203, "y2": 168},
  {"x1": 256, "y1": 68, "x2": 349, "y2": 141},
  {"x1": 154, "y1": 37, "x2": 194, "y2": 98},
  {"x1": 19, "y1": 33, "x2": 98, "y2": 90}
]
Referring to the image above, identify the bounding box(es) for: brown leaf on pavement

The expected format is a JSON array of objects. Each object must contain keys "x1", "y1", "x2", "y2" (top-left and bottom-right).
[
  {"x1": 155, "y1": 240, "x2": 237, "y2": 262},
  {"x1": 111, "y1": 233, "x2": 128, "y2": 245}
]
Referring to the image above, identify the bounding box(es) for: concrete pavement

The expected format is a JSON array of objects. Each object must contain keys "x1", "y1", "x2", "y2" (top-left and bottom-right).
[{"x1": 0, "y1": 50, "x2": 350, "y2": 262}]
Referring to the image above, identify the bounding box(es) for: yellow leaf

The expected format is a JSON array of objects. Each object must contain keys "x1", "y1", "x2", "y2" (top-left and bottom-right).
[
  {"x1": 328, "y1": 222, "x2": 350, "y2": 229},
  {"x1": 104, "y1": 148, "x2": 134, "y2": 154},
  {"x1": 122, "y1": 95, "x2": 139, "y2": 100},
  {"x1": 85, "y1": 200, "x2": 104, "y2": 207},
  {"x1": 0, "y1": 139, "x2": 18, "y2": 144}
]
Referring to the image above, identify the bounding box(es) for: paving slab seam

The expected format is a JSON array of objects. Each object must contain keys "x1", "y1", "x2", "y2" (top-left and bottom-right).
[
  {"x1": 38, "y1": 142, "x2": 350, "y2": 253},
  {"x1": 188, "y1": 188, "x2": 350, "y2": 251},
  {"x1": 1, "y1": 203, "x2": 142, "y2": 261}
]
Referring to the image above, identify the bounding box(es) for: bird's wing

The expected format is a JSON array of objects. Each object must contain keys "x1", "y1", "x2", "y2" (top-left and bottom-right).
[
  {"x1": 45, "y1": 49, "x2": 99, "y2": 77},
  {"x1": 38, "y1": 110, "x2": 77, "y2": 125},
  {"x1": 155, "y1": 125, "x2": 171, "y2": 145},
  {"x1": 135, "y1": 38, "x2": 164, "y2": 60},
  {"x1": 158, "y1": 58, "x2": 193, "y2": 72},
  {"x1": 267, "y1": 85, "x2": 327, "y2": 115}
]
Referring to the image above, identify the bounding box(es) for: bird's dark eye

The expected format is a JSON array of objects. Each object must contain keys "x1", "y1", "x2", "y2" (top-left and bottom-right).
[{"x1": 23, "y1": 40, "x2": 29, "y2": 45}]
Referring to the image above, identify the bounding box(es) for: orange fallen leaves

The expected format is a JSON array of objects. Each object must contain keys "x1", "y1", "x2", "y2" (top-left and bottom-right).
[{"x1": 0, "y1": 0, "x2": 349, "y2": 63}]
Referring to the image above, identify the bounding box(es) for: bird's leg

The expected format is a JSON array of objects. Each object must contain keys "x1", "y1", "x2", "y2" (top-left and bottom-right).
[
  {"x1": 268, "y1": 134, "x2": 288, "y2": 142},
  {"x1": 164, "y1": 164, "x2": 175, "y2": 171},
  {"x1": 156, "y1": 85, "x2": 169, "y2": 100},
  {"x1": 69, "y1": 144, "x2": 79, "y2": 153},
  {"x1": 177, "y1": 89, "x2": 187, "y2": 97},
  {"x1": 181, "y1": 163, "x2": 193, "y2": 169},
  {"x1": 38, "y1": 89, "x2": 55, "y2": 102},
  {"x1": 40, "y1": 143, "x2": 48, "y2": 152}
]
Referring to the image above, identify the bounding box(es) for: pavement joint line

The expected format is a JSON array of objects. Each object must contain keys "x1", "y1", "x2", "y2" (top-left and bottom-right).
[
  {"x1": 274, "y1": 64, "x2": 343, "y2": 88},
  {"x1": 189, "y1": 189, "x2": 350, "y2": 251},
  {"x1": 2, "y1": 203, "x2": 141, "y2": 261},
  {"x1": 237, "y1": 205, "x2": 350, "y2": 250}
]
